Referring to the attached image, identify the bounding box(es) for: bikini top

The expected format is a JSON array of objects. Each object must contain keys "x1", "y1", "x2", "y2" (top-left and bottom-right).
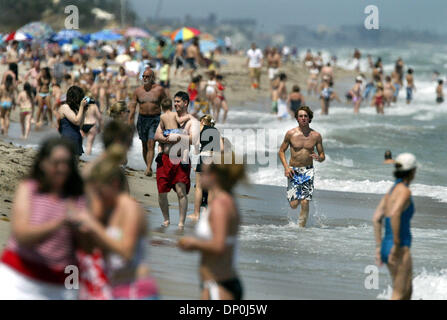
[{"x1": 195, "y1": 207, "x2": 237, "y2": 246}]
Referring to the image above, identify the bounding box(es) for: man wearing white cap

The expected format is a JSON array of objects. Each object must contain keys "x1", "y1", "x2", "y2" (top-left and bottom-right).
[{"x1": 372, "y1": 153, "x2": 418, "y2": 300}]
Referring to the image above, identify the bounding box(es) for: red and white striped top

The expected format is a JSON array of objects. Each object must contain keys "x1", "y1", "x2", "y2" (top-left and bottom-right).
[{"x1": 4, "y1": 180, "x2": 85, "y2": 272}]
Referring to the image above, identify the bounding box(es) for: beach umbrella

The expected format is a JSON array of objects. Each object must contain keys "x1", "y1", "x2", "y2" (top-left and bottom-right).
[
  {"x1": 143, "y1": 38, "x2": 175, "y2": 58},
  {"x1": 160, "y1": 29, "x2": 173, "y2": 37},
  {"x1": 72, "y1": 38, "x2": 86, "y2": 47},
  {"x1": 17, "y1": 21, "x2": 53, "y2": 40},
  {"x1": 200, "y1": 33, "x2": 215, "y2": 41},
  {"x1": 115, "y1": 54, "x2": 131, "y2": 64},
  {"x1": 124, "y1": 27, "x2": 151, "y2": 39},
  {"x1": 52, "y1": 29, "x2": 82, "y2": 42},
  {"x1": 90, "y1": 30, "x2": 123, "y2": 41},
  {"x1": 171, "y1": 27, "x2": 201, "y2": 42},
  {"x1": 3, "y1": 31, "x2": 32, "y2": 42},
  {"x1": 199, "y1": 40, "x2": 218, "y2": 53}
]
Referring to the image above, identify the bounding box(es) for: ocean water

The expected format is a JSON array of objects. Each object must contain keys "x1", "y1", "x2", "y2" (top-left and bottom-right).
[{"x1": 4, "y1": 45, "x2": 447, "y2": 299}]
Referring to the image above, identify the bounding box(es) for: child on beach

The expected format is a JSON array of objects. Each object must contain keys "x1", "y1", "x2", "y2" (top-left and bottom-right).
[
  {"x1": 436, "y1": 79, "x2": 443, "y2": 104},
  {"x1": 158, "y1": 98, "x2": 192, "y2": 164},
  {"x1": 371, "y1": 85, "x2": 385, "y2": 114},
  {"x1": 17, "y1": 82, "x2": 35, "y2": 139},
  {"x1": 406, "y1": 68, "x2": 415, "y2": 104},
  {"x1": 188, "y1": 75, "x2": 201, "y2": 114}
]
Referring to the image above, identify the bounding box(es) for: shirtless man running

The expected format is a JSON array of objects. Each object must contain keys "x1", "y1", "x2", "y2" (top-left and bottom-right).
[
  {"x1": 278, "y1": 106, "x2": 325, "y2": 227},
  {"x1": 128, "y1": 68, "x2": 167, "y2": 176}
]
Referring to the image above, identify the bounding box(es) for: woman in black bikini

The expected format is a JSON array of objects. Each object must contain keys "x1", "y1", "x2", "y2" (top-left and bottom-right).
[{"x1": 80, "y1": 96, "x2": 102, "y2": 155}]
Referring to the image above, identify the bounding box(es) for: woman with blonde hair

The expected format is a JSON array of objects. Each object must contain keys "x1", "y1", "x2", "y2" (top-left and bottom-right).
[
  {"x1": 108, "y1": 100, "x2": 129, "y2": 122},
  {"x1": 179, "y1": 151, "x2": 245, "y2": 300},
  {"x1": 70, "y1": 144, "x2": 158, "y2": 299}
]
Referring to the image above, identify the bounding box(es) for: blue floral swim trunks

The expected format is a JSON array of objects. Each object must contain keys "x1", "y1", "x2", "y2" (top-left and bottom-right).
[{"x1": 287, "y1": 166, "x2": 315, "y2": 202}]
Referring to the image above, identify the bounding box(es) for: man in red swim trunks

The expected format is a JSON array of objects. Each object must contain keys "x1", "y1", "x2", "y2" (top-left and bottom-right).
[{"x1": 154, "y1": 91, "x2": 200, "y2": 230}]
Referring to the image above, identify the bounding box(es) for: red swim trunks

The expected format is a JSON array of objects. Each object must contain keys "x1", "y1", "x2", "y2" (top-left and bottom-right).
[{"x1": 156, "y1": 153, "x2": 191, "y2": 194}]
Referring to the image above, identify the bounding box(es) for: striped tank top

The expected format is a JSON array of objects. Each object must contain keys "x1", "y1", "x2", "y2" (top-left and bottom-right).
[{"x1": 1, "y1": 180, "x2": 85, "y2": 283}]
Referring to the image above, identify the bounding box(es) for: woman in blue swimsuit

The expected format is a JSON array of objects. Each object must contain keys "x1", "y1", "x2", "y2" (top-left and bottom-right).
[
  {"x1": 0, "y1": 75, "x2": 16, "y2": 136},
  {"x1": 373, "y1": 153, "x2": 418, "y2": 300}
]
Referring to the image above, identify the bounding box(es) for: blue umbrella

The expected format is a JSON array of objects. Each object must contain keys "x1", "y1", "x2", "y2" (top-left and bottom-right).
[
  {"x1": 52, "y1": 29, "x2": 82, "y2": 42},
  {"x1": 200, "y1": 40, "x2": 218, "y2": 53},
  {"x1": 90, "y1": 30, "x2": 123, "y2": 41},
  {"x1": 17, "y1": 22, "x2": 54, "y2": 40}
]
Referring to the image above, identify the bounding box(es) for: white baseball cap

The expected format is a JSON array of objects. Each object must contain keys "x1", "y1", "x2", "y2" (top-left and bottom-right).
[{"x1": 395, "y1": 153, "x2": 418, "y2": 171}]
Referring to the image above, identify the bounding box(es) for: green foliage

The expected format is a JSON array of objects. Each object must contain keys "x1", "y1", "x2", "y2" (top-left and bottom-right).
[{"x1": 0, "y1": 0, "x2": 137, "y2": 31}]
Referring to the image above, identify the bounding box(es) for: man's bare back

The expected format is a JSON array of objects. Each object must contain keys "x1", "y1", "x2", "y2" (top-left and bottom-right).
[
  {"x1": 176, "y1": 43, "x2": 184, "y2": 57},
  {"x1": 187, "y1": 45, "x2": 199, "y2": 59}
]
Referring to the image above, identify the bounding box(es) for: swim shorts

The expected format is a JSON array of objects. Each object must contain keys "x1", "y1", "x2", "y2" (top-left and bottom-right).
[
  {"x1": 271, "y1": 100, "x2": 278, "y2": 113},
  {"x1": 156, "y1": 153, "x2": 191, "y2": 194},
  {"x1": 287, "y1": 166, "x2": 315, "y2": 202},
  {"x1": 175, "y1": 56, "x2": 184, "y2": 69},
  {"x1": 137, "y1": 114, "x2": 160, "y2": 143},
  {"x1": 394, "y1": 83, "x2": 400, "y2": 97},
  {"x1": 268, "y1": 67, "x2": 279, "y2": 80},
  {"x1": 163, "y1": 128, "x2": 182, "y2": 136},
  {"x1": 406, "y1": 87, "x2": 413, "y2": 101},
  {"x1": 277, "y1": 99, "x2": 288, "y2": 119},
  {"x1": 186, "y1": 58, "x2": 197, "y2": 70}
]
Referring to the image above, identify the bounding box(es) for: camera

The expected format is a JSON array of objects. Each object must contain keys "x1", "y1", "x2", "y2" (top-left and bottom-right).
[{"x1": 83, "y1": 96, "x2": 96, "y2": 105}]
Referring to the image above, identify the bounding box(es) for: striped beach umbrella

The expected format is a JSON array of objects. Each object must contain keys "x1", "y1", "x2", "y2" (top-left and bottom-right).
[
  {"x1": 3, "y1": 31, "x2": 33, "y2": 42},
  {"x1": 171, "y1": 27, "x2": 201, "y2": 42}
]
